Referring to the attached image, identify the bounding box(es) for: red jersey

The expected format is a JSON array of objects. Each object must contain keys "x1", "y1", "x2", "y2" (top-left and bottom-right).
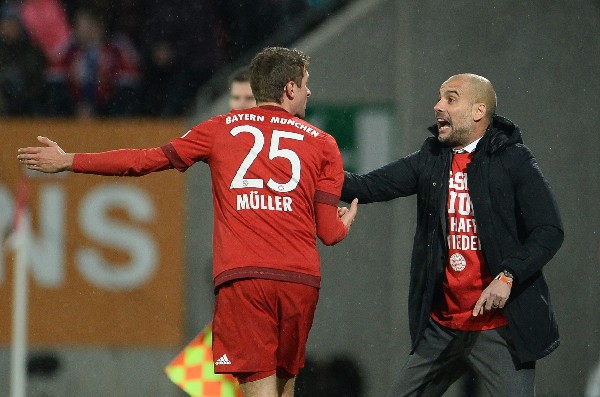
[
  {"x1": 164, "y1": 106, "x2": 344, "y2": 288},
  {"x1": 431, "y1": 152, "x2": 507, "y2": 330},
  {"x1": 71, "y1": 105, "x2": 346, "y2": 290}
]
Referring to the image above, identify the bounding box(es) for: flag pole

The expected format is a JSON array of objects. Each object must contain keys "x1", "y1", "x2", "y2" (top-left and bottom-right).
[
  {"x1": 10, "y1": 230, "x2": 28, "y2": 397},
  {"x1": 10, "y1": 175, "x2": 30, "y2": 397}
]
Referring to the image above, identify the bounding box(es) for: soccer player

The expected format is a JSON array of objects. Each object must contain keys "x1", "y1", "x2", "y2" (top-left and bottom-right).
[
  {"x1": 228, "y1": 66, "x2": 256, "y2": 110},
  {"x1": 18, "y1": 46, "x2": 358, "y2": 397},
  {"x1": 170, "y1": 65, "x2": 258, "y2": 394}
]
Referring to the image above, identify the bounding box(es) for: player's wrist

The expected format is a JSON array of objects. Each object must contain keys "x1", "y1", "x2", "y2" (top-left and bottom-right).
[{"x1": 63, "y1": 153, "x2": 75, "y2": 172}]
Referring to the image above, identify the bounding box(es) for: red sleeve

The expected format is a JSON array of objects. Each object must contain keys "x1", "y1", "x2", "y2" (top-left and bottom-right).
[
  {"x1": 72, "y1": 147, "x2": 172, "y2": 176},
  {"x1": 315, "y1": 202, "x2": 348, "y2": 246},
  {"x1": 316, "y1": 134, "x2": 344, "y2": 197},
  {"x1": 313, "y1": 133, "x2": 347, "y2": 245},
  {"x1": 167, "y1": 122, "x2": 215, "y2": 169}
]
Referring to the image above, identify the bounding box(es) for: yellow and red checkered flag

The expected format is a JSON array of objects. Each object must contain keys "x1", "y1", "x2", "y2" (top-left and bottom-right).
[{"x1": 165, "y1": 324, "x2": 242, "y2": 397}]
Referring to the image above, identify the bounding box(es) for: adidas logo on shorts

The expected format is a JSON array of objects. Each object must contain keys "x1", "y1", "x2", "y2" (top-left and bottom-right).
[{"x1": 215, "y1": 354, "x2": 232, "y2": 365}]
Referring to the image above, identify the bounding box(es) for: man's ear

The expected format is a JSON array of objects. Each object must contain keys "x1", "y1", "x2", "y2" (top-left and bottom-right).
[
  {"x1": 284, "y1": 81, "x2": 295, "y2": 100},
  {"x1": 473, "y1": 103, "x2": 486, "y2": 122}
]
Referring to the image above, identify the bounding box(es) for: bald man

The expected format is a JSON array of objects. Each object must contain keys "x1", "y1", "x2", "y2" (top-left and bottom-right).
[{"x1": 342, "y1": 74, "x2": 563, "y2": 396}]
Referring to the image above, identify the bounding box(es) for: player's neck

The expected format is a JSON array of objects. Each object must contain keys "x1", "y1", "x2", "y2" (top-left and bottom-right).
[{"x1": 257, "y1": 101, "x2": 290, "y2": 113}]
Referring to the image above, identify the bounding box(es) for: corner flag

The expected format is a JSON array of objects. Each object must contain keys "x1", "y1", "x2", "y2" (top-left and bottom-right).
[{"x1": 165, "y1": 324, "x2": 242, "y2": 397}]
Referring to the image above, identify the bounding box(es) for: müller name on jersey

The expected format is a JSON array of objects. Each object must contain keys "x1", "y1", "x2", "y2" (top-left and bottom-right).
[{"x1": 237, "y1": 191, "x2": 293, "y2": 212}]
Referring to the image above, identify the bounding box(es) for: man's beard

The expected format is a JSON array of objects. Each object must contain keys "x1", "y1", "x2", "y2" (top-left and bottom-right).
[{"x1": 438, "y1": 124, "x2": 470, "y2": 147}]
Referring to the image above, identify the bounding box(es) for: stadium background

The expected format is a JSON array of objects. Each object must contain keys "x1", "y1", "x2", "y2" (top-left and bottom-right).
[{"x1": 1, "y1": 0, "x2": 599, "y2": 396}]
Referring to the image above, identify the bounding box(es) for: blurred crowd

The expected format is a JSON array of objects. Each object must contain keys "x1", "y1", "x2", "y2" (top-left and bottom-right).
[{"x1": 0, "y1": 0, "x2": 342, "y2": 118}]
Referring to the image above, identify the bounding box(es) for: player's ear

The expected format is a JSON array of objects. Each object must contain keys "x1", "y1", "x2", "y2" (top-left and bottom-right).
[{"x1": 284, "y1": 80, "x2": 295, "y2": 100}]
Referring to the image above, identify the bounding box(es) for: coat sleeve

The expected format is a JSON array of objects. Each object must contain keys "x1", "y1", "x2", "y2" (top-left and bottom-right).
[
  {"x1": 341, "y1": 149, "x2": 421, "y2": 204},
  {"x1": 500, "y1": 144, "x2": 564, "y2": 283}
]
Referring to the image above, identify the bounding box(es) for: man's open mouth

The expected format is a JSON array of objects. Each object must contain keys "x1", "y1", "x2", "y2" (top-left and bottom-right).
[{"x1": 437, "y1": 118, "x2": 451, "y2": 133}]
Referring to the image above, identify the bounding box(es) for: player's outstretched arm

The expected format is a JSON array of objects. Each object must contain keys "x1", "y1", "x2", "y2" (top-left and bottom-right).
[
  {"x1": 18, "y1": 136, "x2": 172, "y2": 177},
  {"x1": 17, "y1": 136, "x2": 74, "y2": 173}
]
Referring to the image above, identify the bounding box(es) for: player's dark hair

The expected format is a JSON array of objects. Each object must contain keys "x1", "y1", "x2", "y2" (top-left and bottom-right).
[{"x1": 250, "y1": 47, "x2": 310, "y2": 104}]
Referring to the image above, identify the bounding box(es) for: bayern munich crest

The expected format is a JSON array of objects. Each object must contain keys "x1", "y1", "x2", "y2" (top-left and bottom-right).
[{"x1": 450, "y1": 253, "x2": 467, "y2": 271}]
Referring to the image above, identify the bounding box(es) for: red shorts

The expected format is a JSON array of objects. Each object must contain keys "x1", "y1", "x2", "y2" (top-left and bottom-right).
[{"x1": 212, "y1": 278, "x2": 319, "y2": 383}]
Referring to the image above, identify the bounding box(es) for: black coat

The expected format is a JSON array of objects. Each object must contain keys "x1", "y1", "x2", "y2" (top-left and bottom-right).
[{"x1": 341, "y1": 115, "x2": 564, "y2": 363}]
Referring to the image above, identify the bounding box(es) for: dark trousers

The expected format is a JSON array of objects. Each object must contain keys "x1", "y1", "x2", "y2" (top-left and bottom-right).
[{"x1": 388, "y1": 318, "x2": 535, "y2": 397}]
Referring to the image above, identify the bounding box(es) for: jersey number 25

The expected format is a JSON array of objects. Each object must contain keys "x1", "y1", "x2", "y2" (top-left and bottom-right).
[{"x1": 229, "y1": 125, "x2": 303, "y2": 193}]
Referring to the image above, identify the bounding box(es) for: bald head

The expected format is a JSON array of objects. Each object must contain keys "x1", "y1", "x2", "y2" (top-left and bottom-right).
[
  {"x1": 435, "y1": 73, "x2": 498, "y2": 148},
  {"x1": 445, "y1": 73, "x2": 497, "y2": 121}
]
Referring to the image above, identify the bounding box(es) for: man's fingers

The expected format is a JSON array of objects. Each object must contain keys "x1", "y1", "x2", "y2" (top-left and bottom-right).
[
  {"x1": 473, "y1": 296, "x2": 507, "y2": 316},
  {"x1": 485, "y1": 296, "x2": 495, "y2": 311},
  {"x1": 340, "y1": 198, "x2": 358, "y2": 229},
  {"x1": 473, "y1": 297, "x2": 484, "y2": 317},
  {"x1": 346, "y1": 198, "x2": 358, "y2": 226},
  {"x1": 338, "y1": 207, "x2": 349, "y2": 217},
  {"x1": 473, "y1": 292, "x2": 494, "y2": 316},
  {"x1": 18, "y1": 147, "x2": 41, "y2": 155},
  {"x1": 20, "y1": 157, "x2": 35, "y2": 165},
  {"x1": 37, "y1": 136, "x2": 55, "y2": 146},
  {"x1": 349, "y1": 198, "x2": 358, "y2": 216},
  {"x1": 18, "y1": 136, "x2": 58, "y2": 158},
  {"x1": 17, "y1": 137, "x2": 71, "y2": 174},
  {"x1": 17, "y1": 153, "x2": 40, "y2": 169},
  {"x1": 37, "y1": 136, "x2": 66, "y2": 154}
]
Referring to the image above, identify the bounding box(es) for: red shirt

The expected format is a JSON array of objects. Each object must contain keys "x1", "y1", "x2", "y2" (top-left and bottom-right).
[
  {"x1": 73, "y1": 106, "x2": 346, "y2": 289},
  {"x1": 431, "y1": 152, "x2": 507, "y2": 330}
]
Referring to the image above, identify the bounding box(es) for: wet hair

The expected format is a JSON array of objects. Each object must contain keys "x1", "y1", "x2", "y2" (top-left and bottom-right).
[{"x1": 249, "y1": 47, "x2": 310, "y2": 104}]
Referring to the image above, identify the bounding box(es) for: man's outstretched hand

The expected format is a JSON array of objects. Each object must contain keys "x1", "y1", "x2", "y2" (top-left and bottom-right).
[{"x1": 17, "y1": 136, "x2": 74, "y2": 173}]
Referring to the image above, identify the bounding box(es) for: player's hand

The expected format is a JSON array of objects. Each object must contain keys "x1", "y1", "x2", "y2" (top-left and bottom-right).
[
  {"x1": 17, "y1": 136, "x2": 74, "y2": 173},
  {"x1": 472, "y1": 278, "x2": 511, "y2": 316},
  {"x1": 340, "y1": 198, "x2": 358, "y2": 230}
]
